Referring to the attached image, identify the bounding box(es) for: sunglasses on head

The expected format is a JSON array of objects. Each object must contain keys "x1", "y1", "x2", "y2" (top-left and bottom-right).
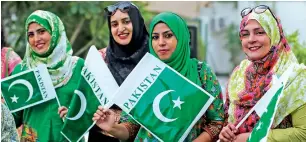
[
  {"x1": 241, "y1": 5, "x2": 277, "y2": 20},
  {"x1": 104, "y1": 2, "x2": 135, "y2": 16}
]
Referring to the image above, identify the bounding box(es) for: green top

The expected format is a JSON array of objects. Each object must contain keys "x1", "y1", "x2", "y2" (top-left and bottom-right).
[
  {"x1": 267, "y1": 104, "x2": 306, "y2": 141},
  {"x1": 12, "y1": 58, "x2": 84, "y2": 142}
]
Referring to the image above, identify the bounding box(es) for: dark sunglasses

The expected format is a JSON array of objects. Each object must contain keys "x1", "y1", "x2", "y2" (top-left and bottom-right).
[
  {"x1": 241, "y1": 5, "x2": 277, "y2": 20},
  {"x1": 104, "y1": 2, "x2": 135, "y2": 16}
]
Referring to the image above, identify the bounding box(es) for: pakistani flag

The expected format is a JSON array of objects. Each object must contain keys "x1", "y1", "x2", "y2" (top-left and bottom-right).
[
  {"x1": 1, "y1": 64, "x2": 56, "y2": 113},
  {"x1": 61, "y1": 46, "x2": 118, "y2": 142},
  {"x1": 245, "y1": 65, "x2": 294, "y2": 142},
  {"x1": 114, "y1": 53, "x2": 215, "y2": 142}
]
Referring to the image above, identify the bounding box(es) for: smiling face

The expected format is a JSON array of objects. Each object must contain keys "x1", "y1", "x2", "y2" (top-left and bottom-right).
[
  {"x1": 151, "y1": 22, "x2": 177, "y2": 60},
  {"x1": 110, "y1": 10, "x2": 133, "y2": 46},
  {"x1": 27, "y1": 22, "x2": 51, "y2": 55},
  {"x1": 240, "y1": 19, "x2": 271, "y2": 61}
]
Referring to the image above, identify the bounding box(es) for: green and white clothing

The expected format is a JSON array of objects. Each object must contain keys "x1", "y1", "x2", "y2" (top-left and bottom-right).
[{"x1": 12, "y1": 10, "x2": 84, "y2": 142}]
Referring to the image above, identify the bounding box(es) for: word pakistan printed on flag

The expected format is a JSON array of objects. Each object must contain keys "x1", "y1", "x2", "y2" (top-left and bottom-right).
[
  {"x1": 61, "y1": 46, "x2": 118, "y2": 142},
  {"x1": 114, "y1": 53, "x2": 215, "y2": 142},
  {"x1": 1, "y1": 64, "x2": 56, "y2": 113}
]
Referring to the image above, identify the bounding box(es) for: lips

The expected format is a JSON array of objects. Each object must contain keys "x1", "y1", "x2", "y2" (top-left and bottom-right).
[
  {"x1": 118, "y1": 33, "x2": 129, "y2": 40},
  {"x1": 248, "y1": 46, "x2": 261, "y2": 51},
  {"x1": 35, "y1": 43, "x2": 45, "y2": 49},
  {"x1": 158, "y1": 49, "x2": 169, "y2": 55}
]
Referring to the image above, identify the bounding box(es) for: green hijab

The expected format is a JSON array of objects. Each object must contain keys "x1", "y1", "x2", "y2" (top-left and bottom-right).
[
  {"x1": 22, "y1": 10, "x2": 77, "y2": 88},
  {"x1": 149, "y1": 12, "x2": 200, "y2": 84}
]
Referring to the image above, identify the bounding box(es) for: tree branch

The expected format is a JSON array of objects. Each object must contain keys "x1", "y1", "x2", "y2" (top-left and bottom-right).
[
  {"x1": 74, "y1": 39, "x2": 94, "y2": 56},
  {"x1": 70, "y1": 18, "x2": 85, "y2": 46}
]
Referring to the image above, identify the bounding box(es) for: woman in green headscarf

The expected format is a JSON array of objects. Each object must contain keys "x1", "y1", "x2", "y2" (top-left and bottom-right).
[
  {"x1": 93, "y1": 12, "x2": 224, "y2": 142},
  {"x1": 12, "y1": 10, "x2": 84, "y2": 142}
]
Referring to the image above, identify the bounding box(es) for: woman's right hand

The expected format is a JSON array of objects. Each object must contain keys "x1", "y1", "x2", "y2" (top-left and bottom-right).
[
  {"x1": 219, "y1": 123, "x2": 238, "y2": 142},
  {"x1": 92, "y1": 106, "x2": 118, "y2": 132}
]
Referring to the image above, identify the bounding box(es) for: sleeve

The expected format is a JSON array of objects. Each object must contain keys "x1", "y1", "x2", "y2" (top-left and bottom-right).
[
  {"x1": 6, "y1": 49, "x2": 22, "y2": 76},
  {"x1": 1, "y1": 103, "x2": 19, "y2": 141},
  {"x1": 267, "y1": 104, "x2": 306, "y2": 142},
  {"x1": 98, "y1": 48, "x2": 107, "y2": 63},
  {"x1": 199, "y1": 62, "x2": 225, "y2": 141},
  {"x1": 120, "y1": 111, "x2": 141, "y2": 142}
]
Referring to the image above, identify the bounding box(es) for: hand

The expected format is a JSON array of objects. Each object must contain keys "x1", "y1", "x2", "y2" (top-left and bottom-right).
[
  {"x1": 92, "y1": 106, "x2": 118, "y2": 132},
  {"x1": 234, "y1": 133, "x2": 250, "y2": 142},
  {"x1": 219, "y1": 123, "x2": 238, "y2": 142},
  {"x1": 58, "y1": 106, "x2": 68, "y2": 118}
]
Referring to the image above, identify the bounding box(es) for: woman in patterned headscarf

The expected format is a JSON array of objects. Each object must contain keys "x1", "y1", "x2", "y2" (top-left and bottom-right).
[
  {"x1": 219, "y1": 5, "x2": 306, "y2": 142},
  {"x1": 12, "y1": 10, "x2": 84, "y2": 142},
  {"x1": 93, "y1": 12, "x2": 224, "y2": 142}
]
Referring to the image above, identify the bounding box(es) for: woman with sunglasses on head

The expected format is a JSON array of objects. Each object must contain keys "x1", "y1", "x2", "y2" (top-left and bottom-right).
[
  {"x1": 219, "y1": 5, "x2": 306, "y2": 142},
  {"x1": 12, "y1": 10, "x2": 85, "y2": 142},
  {"x1": 88, "y1": 2, "x2": 149, "y2": 142},
  {"x1": 93, "y1": 12, "x2": 225, "y2": 142}
]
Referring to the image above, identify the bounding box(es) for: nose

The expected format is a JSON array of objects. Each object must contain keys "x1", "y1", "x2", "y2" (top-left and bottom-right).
[
  {"x1": 248, "y1": 33, "x2": 256, "y2": 44},
  {"x1": 33, "y1": 33, "x2": 42, "y2": 44},
  {"x1": 118, "y1": 24, "x2": 125, "y2": 33},
  {"x1": 158, "y1": 36, "x2": 166, "y2": 47}
]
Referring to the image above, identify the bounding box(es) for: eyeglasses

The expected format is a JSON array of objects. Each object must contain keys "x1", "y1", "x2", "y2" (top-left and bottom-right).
[
  {"x1": 241, "y1": 5, "x2": 277, "y2": 21},
  {"x1": 104, "y1": 2, "x2": 135, "y2": 16}
]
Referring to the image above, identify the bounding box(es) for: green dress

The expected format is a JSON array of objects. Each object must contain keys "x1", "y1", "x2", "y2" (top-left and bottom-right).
[
  {"x1": 11, "y1": 10, "x2": 85, "y2": 142},
  {"x1": 12, "y1": 58, "x2": 84, "y2": 142}
]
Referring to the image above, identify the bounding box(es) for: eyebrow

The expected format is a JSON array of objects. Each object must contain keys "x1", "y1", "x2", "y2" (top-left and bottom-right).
[
  {"x1": 111, "y1": 17, "x2": 130, "y2": 23},
  {"x1": 152, "y1": 30, "x2": 172, "y2": 35},
  {"x1": 28, "y1": 28, "x2": 45, "y2": 33}
]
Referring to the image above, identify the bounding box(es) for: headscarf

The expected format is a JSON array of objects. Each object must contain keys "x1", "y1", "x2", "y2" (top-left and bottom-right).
[
  {"x1": 226, "y1": 8, "x2": 306, "y2": 133},
  {"x1": 149, "y1": 12, "x2": 200, "y2": 85},
  {"x1": 22, "y1": 10, "x2": 78, "y2": 88},
  {"x1": 105, "y1": 2, "x2": 149, "y2": 85}
]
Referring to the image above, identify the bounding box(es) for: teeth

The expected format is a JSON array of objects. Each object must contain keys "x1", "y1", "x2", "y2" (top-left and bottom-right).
[{"x1": 249, "y1": 46, "x2": 260, "y2": 51}]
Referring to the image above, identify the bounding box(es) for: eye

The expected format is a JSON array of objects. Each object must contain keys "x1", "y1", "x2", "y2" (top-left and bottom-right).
[
  {"x1": 256, "y1": 31, "x2": 266, "y2": 35},
  {"x1": 111, "y1": 22, "x2": 118, "y2": 28},
  {"x1": 164, "y1": 33, "x2": 174, "y2": 39},
  {"x1": 123, "y1": 19, "x2": 131, "y2": 24},
  {"x1": 152, "y1": 35, "x2": 159, "y2": 40},
  {"x1": 28, "y1": 32, "x2": 34, "y2": 38},
  {"x1": 240, "y1": 32, "x2": 249, "y2": 37},
  {"x1": 38, "y1": 29, "x2": 46, "y2": 35}
]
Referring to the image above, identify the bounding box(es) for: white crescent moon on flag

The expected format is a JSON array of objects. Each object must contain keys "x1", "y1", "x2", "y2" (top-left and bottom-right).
[
  {"x1": 8, "y1": 79, "x2": 33, "y2": 102},
  {"x1": 153, "y1": 90, "x2": 178, "y2": 122},
  {"x1": 66, "y1": 90, "x2": 87, "y2": 121}
]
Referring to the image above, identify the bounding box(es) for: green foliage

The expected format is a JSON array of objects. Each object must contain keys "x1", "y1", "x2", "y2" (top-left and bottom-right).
[
  {"x1": 286, "y1": 31, "x2": 306, "y2": 65},
  {"x1": 1, "y1": 1, "x2": 154, "y2": 58},
  {"x1": 224, "y1": 23, "x2": 243, "y2": 67}
]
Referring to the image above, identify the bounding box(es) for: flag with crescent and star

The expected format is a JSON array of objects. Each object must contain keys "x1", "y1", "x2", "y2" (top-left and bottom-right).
[
  {"x1": 61, "y1": 46, "x2": 119, "y2": 142},
  {"x1": 1, "y1": 64, "x2": 57, "y2": 113},
  {"x1": 113, "y1": 53, "x2": 215, "y2": 142}
]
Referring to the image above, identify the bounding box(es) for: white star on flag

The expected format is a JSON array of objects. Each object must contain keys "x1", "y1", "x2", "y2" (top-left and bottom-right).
[
  {"x1": 11, "y1": 95, "x2": 19, "y2": 103},
  {"x1": 172, "y1": 97, "x2": 184, "y2": 109},
  {"x1": 256, "y1": 122, "x2": 262, "y2": 130}
]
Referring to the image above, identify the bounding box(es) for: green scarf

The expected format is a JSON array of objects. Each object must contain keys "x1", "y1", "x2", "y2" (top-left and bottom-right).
[
  {"x1": 149, "y1": 12, "x2": 200, "y2": 85},
  {"x1": 22, "y1": 10, "x2": 77, "y2": 88}
]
